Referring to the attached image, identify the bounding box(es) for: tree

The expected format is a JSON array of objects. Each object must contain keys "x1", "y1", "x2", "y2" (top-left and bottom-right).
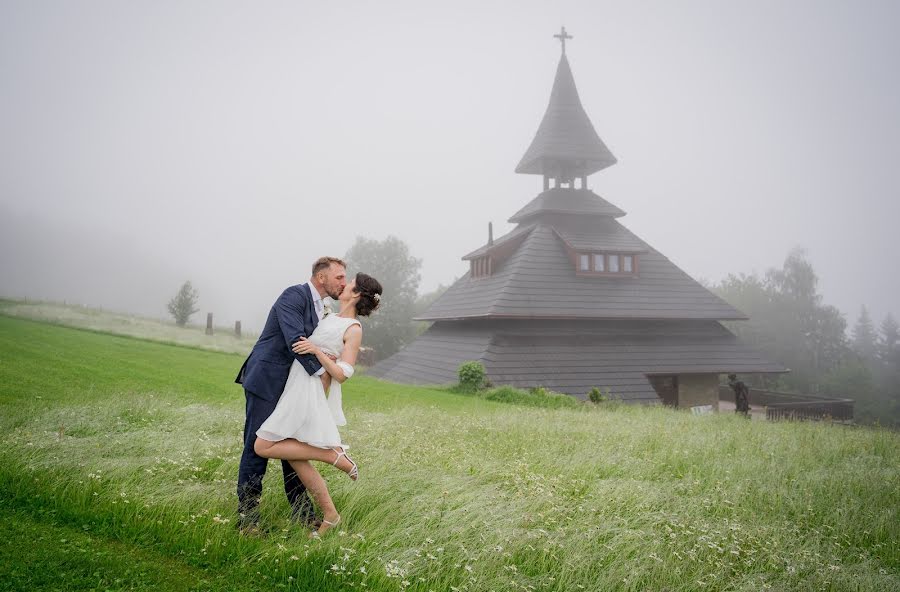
[
  {"x1": 876, "y1": 314, "x2": 900, "y2": 426},
  {"x1": 167, "y1": 281, "x2": 199, "y2": 327},
  {"x1": 344, "y1": 236, "x2": 421, "y2": 360},
  {"x1": 878, "y1": 313, "x2": 899, "y2": 365},
  {"x1": 820, "y1": 358, "x2": 878, "y2": 423},
  {"x1": 765, "y1": 248, "x2": 847, "y2": 381},
  {"x1": 714, "y1": 248, "x2": 848, "y2": 393},
  {"x1": 852, "y1": 306, "x2": 878, "y2": 363}
]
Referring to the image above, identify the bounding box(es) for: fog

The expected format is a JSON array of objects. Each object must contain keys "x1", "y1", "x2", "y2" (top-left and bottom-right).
[{"x1": 2, "y1": 0, "x2": 899, "y2": 332}]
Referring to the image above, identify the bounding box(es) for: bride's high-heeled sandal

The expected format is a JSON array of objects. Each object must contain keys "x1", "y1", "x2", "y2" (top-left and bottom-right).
[
  {"x1": 309, "y1": 515, "x2": 341, "y2": 539},
  {"x1": 331, "y1": 448, "x2": 359, "y2": 481}
]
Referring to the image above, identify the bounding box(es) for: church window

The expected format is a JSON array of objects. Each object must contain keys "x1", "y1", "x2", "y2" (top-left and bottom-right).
[
  {"x1": 471, "y1": 256, "x2": 492, "y2": 278},
  {"x1": 573, "y1": 251, "x2": 638, "y2": 276},
  {"x1": 608, "y1": 254, "x2": 620, "y2": 273},
  {"x1": 579, "y1": 254, "x2": 590, "y2": 271}
]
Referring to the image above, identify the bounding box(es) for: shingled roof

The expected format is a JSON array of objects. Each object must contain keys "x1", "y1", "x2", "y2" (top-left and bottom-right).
[
  {"x1": 515, "y1": 54, "x2": 617, "y2": 178},
  {"x1": 508, "y1": 188, "x2": 625, "y2": 223},
  {"x1": 367, "y1": 319, "x2": 786, "y2": 401},
  {"x1": 552, "y1": 218, "x2": 648, "y2": 253},
  {"x1": 419, "y1": 223, "x2": 746, "y2": 321},
  {"x1": 462, "y1": 224, "x2": 535, "y2": 260}
]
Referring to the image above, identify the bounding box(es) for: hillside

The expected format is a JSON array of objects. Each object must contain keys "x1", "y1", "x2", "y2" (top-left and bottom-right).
[
  {"x1": 0, "y1": 299, "x2": 257, "y2": 354},
  {"x1": 0, "y1": 315, "x2": 897, "y2": 591}
]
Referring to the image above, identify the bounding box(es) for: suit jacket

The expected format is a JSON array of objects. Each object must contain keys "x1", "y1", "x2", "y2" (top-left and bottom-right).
[{"x1": 235, "y1": 283, "x2": 323, "y2": 402}]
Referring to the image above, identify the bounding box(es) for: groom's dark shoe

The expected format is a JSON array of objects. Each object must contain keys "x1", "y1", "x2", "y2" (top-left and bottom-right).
[
  {"x1": 237, "y1": 521, "x2": 263, "y2": 537},
  {"x1": 237, "y1": 508, "x2": 264, "y2": 537}
]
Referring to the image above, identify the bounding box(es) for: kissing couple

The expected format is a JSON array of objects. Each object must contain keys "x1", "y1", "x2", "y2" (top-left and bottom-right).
[{"x1": 235, "y1": 257, "x2": 382, "y2": 538}]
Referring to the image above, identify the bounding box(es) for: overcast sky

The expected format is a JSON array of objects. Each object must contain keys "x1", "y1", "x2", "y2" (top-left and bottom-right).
[{"x1": 1, "y1": 0, "x2": 898, "y2": 331}]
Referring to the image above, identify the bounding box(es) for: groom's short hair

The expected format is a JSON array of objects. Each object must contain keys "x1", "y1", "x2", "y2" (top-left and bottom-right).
[{"x1": 312, "y1": 256, "x2": 346, "y2": 276}]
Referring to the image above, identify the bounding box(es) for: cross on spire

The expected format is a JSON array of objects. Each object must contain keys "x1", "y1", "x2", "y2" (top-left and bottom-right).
[{"x1": 554, "y1": 26, "x2": 572, "y2": 55}]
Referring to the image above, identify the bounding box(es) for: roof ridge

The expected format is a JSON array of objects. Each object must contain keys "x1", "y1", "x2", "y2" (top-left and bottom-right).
[{"x1": 508, "y1": 188, "x2": 626, "y2": 223}]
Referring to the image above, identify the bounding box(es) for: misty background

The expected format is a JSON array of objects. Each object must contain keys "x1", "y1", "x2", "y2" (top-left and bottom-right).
[{"x1": 2, "y1": 0, "x2": 898, "y2": 333}]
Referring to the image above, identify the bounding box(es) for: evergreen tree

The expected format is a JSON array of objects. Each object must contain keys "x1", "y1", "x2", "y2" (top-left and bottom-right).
[
  {"x1": 878, "y1": 313, "x2": 899, "y2": 364},
  {"x1": 877, "y1": 313, "x2": 900, "y2": 426},
  {"x1": 167, "y1": 281, "x2": 199, "y2": 327},
  {"x1": 852, "y1": 305, "x2": 878, "y2": 363}
]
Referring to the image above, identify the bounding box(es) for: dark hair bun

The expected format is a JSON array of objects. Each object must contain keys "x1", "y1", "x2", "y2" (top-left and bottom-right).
[{"x1": 354, "y1": 272, "x2": 383, "y2": 317}]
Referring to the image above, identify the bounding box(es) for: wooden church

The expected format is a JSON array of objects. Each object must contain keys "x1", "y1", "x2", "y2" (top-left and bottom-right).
[{"x1": 369, "y1": 30, "x2": 784, "y2": 407}]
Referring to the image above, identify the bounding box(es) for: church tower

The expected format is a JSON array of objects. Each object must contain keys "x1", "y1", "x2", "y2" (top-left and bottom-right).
[{"x1": 369, "y1": 30, "x2": 783, "y2": 406}]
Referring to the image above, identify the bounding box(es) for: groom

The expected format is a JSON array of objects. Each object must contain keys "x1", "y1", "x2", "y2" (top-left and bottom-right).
[{"x1": 235, "y1": 256, "x2": 347, "y2": 532}]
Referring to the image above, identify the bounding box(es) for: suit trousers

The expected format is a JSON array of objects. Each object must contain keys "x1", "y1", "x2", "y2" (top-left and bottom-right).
[{"x1": 237, "y1": 389, "x2": 314, "y2": 525}]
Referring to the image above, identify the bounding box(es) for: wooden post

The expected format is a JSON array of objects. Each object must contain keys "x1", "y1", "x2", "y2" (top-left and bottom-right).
[
  {"x1": 206, "y1": 313, "x2": 213, "y2": 335},
  {"x1": 234, "y1": 320, "x2": 241, "y2": 339}
]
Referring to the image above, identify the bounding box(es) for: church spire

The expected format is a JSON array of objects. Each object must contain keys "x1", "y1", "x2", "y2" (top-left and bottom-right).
[{"x1": 515, "y1": 29, "x2": 617, "y2": 187}]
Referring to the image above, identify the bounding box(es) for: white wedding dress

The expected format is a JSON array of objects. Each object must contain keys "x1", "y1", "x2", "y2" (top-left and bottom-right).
[{"x1": 256, "y1": 314, "x2": 360, "y2": 450}]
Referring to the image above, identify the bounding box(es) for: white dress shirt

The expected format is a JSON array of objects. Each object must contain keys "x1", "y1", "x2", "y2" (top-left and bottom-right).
[{"x1": 304, "y1": 281, "x2": 327, "y2": 376}]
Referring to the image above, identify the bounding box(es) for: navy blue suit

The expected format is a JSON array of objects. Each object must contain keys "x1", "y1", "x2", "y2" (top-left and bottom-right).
[{"x1": 235, "y1": 283, "x2": 323, "y2": 525}]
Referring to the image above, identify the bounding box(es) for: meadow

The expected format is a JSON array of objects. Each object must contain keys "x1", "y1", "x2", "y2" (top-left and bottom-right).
[
  {"x1": 0, "y1": 299, "x2": 258, "y2": 354},
  {"x1": 0, "y1": 313, "x2": 897, "y2": 591}
]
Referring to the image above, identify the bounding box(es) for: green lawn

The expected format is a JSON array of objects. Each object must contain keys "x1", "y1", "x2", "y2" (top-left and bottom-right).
[
  {"x1": 0, "y1": 299, "x2": 258, "y2": 354},
  {"x1": 0, "y1": 314, "x2": 897, "y2": 591}
]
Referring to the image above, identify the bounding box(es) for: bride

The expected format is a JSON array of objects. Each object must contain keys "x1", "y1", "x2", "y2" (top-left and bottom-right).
[{"x1": 254, "y1": 272, "x2": 382, "y2": 537}]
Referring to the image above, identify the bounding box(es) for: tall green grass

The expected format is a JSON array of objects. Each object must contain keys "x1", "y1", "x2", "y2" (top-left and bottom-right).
[{"x1": 1, "y1": 315, "x2": 897, "y2": 591}]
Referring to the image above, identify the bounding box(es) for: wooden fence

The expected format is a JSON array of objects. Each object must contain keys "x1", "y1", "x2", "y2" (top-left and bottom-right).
[{"x1": 719, "y1": 386, "x2": 854, "y2": 422}]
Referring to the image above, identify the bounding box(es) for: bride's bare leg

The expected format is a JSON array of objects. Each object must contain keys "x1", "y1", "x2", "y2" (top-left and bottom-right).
[
  {"x1": 289, "y1": 460, "x2": 341, "y2": 536},
  {"x1": 254, "y1": 438, "x2": 356, "y2": 477}
]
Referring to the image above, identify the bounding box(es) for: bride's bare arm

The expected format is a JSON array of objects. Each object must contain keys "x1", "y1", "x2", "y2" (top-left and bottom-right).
[{"x1": 292, "y1": 325, "x2": 362, "y2": 384}]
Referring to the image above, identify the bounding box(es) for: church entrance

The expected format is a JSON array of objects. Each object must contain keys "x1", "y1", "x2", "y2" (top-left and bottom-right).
[{"x1": 649, "y1": 375, "x2": 679, "y2": 407}]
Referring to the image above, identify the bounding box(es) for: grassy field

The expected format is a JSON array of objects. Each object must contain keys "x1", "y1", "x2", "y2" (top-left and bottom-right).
[
  {"x1": 0, "y1": 299, "x2": 258, "y2": 354},
  {"x1": 0, "y1": 314, "x2": 898, "y2": 591}
]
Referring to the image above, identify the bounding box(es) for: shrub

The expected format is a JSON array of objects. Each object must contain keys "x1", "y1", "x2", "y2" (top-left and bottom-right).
[
  {"x1": 588, "y1": 387, "x2": 607, "y2": 404},
  {"x1": 457, "y1": 361, "x2": 486, "y2": 392},
  {"x1": 485, "y1": 385, "x2": 582, "y2": 409}
]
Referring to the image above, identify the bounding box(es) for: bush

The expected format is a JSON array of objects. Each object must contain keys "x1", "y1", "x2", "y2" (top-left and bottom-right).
[
  {"x1": 485, "y1": 386, "x2": 582, "y2": 410},
  {"x1": 457, "y1": 361, "x2": 486, "y2": 392},
  {"x1": 588, "y1": 387, "x2": 608, "y2": 404}
]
